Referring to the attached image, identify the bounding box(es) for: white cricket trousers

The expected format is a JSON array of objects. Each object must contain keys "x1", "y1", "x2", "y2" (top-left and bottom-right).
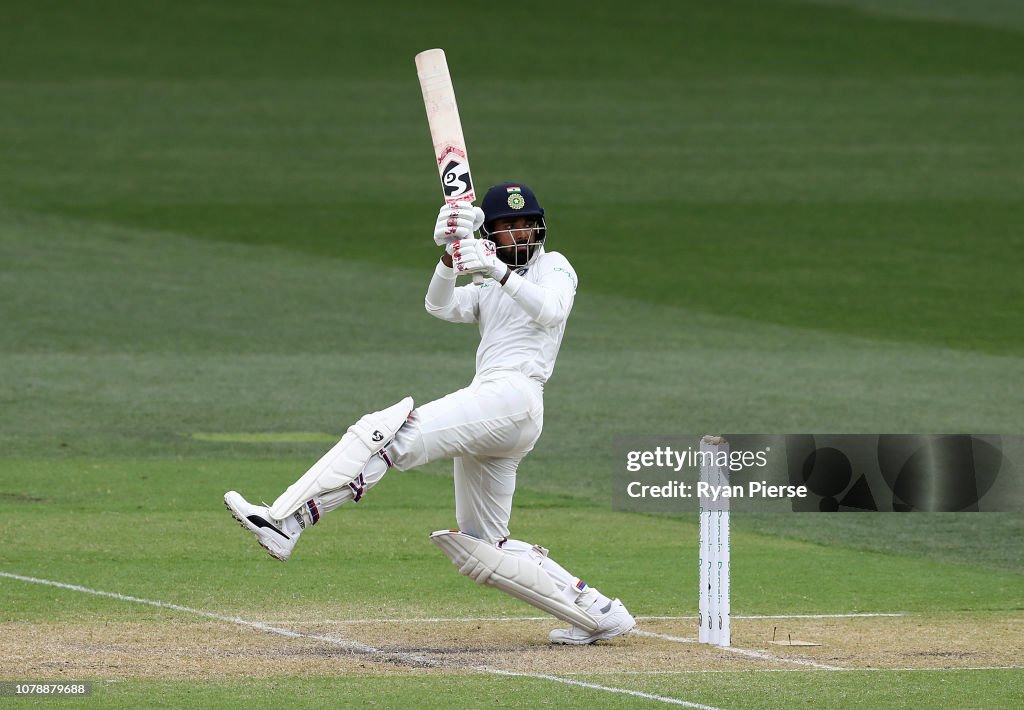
[{"x1": 387, "y1": 369, "x2": 544, "y2": 544}]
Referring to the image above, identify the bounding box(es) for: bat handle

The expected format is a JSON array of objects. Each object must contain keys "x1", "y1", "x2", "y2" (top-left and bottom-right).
[{"x1": 443, "y1": 198, "x2": 484, "y2": 285}]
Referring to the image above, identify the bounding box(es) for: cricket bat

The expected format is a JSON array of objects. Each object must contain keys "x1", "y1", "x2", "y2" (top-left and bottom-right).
[{"x1": 415, "y1": 48, "x2": 483, "y2": 285}]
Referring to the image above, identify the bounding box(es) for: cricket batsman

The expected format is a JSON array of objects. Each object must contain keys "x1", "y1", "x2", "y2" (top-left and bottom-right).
[{"x1": 225, "y1": 183, "x2": 635, "y2": 644}]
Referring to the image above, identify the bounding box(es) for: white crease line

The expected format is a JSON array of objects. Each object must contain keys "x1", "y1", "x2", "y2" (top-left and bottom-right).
[
  {"x1": 638, "y1": 614, "x2": 904, "y2": 621},
  {"x1": 260, "y1": 612, "x2": 904, "y2": 625},
  {"x1": 730, "y1": 613, "x2": 904, "y2": 620},
  {"x1": 0, "y1": 571, "x2": 722, "y2": 710},
  {"x1": 632, "y1": 629, "x2": 697, "y2": 644},
  {"x1": 471, "y1": 668, "x2": 722, "y2": 709},
  {"x1": 826, "y1": 666, "x2": 1024, "y2": 672},
  {"x1": 562, "y1": 666, "x2": 1024, "y2": 675},
  {"x1": 724, "y1": 647, "x2": 844, "y2": 671},
  {"x1": 265, "y1": 616, "x2": 555, "y2": 624},
  {"x1": 633, "y1": 628, "x2": 845, "y2": 671}
]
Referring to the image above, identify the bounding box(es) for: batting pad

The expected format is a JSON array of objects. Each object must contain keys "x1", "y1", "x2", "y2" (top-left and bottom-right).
[
  {"x1": 268, "y1": 397, "x2": 413, "y2": 520},
  {"x1": 430, "y1": 530, "x2": 599, "y2": 631}
]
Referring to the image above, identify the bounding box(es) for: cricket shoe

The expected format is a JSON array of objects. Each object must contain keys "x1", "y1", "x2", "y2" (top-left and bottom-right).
[
  {"x1": 224, "y1": 491, "x2": 301, "y2": 561},
  {"x1": 549, "y1": 598, "x2": 636, "y2": 645}
]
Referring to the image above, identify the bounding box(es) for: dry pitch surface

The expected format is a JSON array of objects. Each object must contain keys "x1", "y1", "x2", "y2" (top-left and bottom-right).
[{"x1": 4, "y1": 613, "x2": 1021, "y2": 681}]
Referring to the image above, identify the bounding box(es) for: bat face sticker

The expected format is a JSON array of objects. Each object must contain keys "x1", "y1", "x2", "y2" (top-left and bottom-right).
[{"x1": 438, "y1": 146, "x2": 474, "y2": 201}]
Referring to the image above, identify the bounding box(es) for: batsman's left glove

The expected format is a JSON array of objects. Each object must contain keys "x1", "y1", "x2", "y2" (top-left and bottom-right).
[{"x1": 434, "y1": 201, "x2": 486, "y2": 246}]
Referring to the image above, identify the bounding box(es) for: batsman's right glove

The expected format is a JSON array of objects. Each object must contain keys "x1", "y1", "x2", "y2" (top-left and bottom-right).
[{"x1": 450, "y1": 237, "x2": 508, "y2": 281}]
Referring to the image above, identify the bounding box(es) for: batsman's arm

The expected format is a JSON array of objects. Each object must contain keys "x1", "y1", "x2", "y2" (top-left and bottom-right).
[
  {"x1": 425, "y1": 258, "x2": 480, "y2": 323},
  {"x1": 500, "y1": 253, "x2": 578, "y2": 328}
]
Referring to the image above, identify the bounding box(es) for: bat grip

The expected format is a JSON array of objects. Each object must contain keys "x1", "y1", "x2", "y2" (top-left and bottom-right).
[{"x1": 441, "y1": 198, "x2": 484, "y2": 285}]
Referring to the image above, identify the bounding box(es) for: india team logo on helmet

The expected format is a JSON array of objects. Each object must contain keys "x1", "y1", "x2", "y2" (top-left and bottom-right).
[{"x1": 507, "y1": 185, "x2": 526, "y2": 209}]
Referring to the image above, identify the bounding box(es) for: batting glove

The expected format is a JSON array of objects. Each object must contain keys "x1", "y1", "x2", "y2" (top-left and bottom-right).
[
  {"x1": 434, "y1": 201, "x2": 485, "y2": 246},
  {"x1": 450, "y1": 238, "x2": 508, "y2": 281}
]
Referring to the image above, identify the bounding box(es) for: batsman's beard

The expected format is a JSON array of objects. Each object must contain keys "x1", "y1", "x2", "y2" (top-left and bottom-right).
[{"x1": 494, "y1": 231, "x2": 541, "y2": 267}]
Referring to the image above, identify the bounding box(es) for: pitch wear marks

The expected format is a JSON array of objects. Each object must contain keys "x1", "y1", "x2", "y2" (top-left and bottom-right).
[{"x1": 0, "y1": 572, "x2": 720, "y2": 709}]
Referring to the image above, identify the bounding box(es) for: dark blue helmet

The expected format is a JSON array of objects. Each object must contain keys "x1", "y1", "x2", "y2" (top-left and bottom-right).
[{"x1": 480, "y1": 182, "x2": 545, "y2": 224}]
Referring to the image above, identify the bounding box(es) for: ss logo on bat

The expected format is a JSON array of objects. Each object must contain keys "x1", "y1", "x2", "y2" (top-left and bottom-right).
[{"x1": 441, "y1": 159, "x2": 472, "y2": 199}]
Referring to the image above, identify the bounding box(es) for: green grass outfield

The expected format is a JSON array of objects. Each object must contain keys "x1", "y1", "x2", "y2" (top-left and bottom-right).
[{"x1": 1, "y1": 0, "x2": 1022, "y2": 707}]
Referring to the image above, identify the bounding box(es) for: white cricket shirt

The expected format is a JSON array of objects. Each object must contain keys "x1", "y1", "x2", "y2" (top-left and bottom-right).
[{"x1": 424, "y1": 248, "x2": 578, "y2": 384}]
